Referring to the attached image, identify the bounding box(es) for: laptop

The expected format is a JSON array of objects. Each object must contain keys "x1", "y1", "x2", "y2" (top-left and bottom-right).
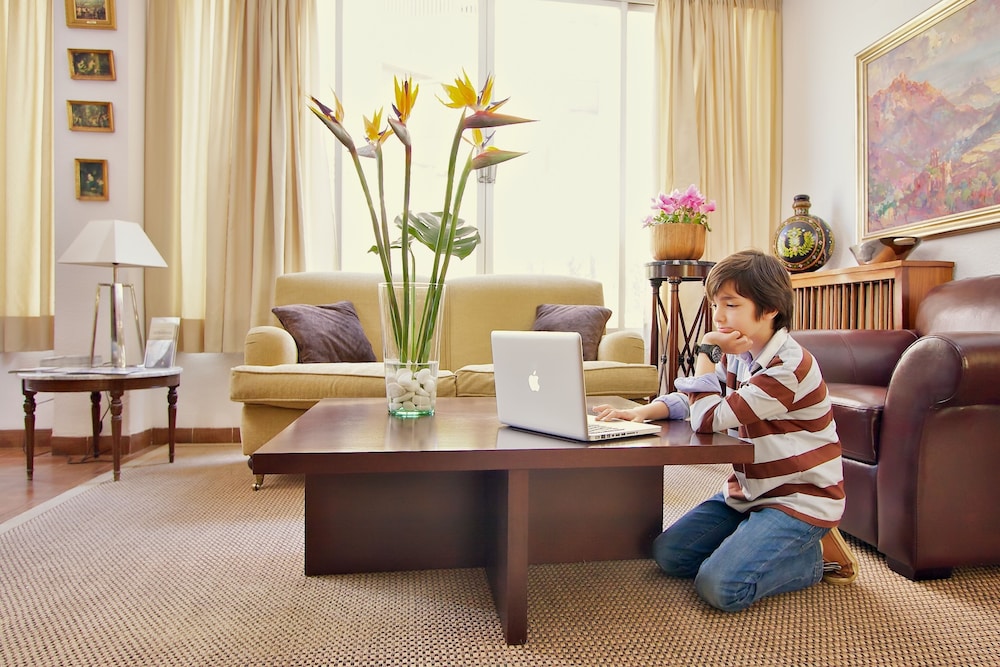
[{"x1": 491, "y1": 330, "x2": 662, "y2": 442}]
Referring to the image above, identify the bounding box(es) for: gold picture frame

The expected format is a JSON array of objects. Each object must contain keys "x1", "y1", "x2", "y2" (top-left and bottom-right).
[
  {"x1": 857, "y1": 0, "x2": 1000, "y2": 240},
  {"x1": 74, "y1": 159, "x2": 109, "y2": 201},
  {"x1": 64, "y1": 0, "x2": 116, "y2": 30},
  {"x1": 67, "y1": 100, "x2": 114, "y2": 133},
  {"x1": 68, "y1": 49, "x2": 116, "y2": 81}
]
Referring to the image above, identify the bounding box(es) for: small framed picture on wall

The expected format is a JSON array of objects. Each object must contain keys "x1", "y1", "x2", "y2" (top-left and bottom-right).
[
  {"x1": 74, "y1": 159, "x2": 109, "y2": 201},
  {"x1": 64, "y1": 0, "x2": 116, "y2": 30},
  {"x1": 67, "y1": 100, "x2": 114, "y2": 133},
  {"x1": 68, "y1": 49, "x2": 116, "y2": 81}
]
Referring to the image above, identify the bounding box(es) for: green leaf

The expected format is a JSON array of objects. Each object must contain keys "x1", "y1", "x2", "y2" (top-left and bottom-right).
[{"x1": 393, "y1": 211, "x2": 482, "y2": 260}]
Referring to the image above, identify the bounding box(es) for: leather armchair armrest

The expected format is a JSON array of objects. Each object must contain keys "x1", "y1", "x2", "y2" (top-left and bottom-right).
[
  {"x1": 598, "y1": 329, "x2": 646, "y2": 364},
  {"x1": 885, "y1": 333, "x2": 1000, "y2": 412},
  {"x1": 244, "y1": 325, "x2": 298, "y2": 366},
  {"x1": 791, "y1": 329, "x2": 918, "y2": 386}
]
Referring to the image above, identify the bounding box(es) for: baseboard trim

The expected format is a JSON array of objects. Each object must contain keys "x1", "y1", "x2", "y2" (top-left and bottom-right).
[{"x1": 0, "y1": 427, "x2": 240, "y2": 455}]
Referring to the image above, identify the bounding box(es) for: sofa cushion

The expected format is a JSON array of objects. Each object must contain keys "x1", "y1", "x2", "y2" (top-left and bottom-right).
[
  {"x1": 230, "y1": 362, "x2": 457, "y2": 406},
  {"x1": 827, "y1": 383, "x2": 885, "y2": 465},
  {"x1": 532, "y1": 304, "x2": 612, "y2": 361},
  {"x1": 271, "y1": 302, "x2": 377, "y2": 364},
  {"x1": 454, "y1": 361, "x2": 658, "y2": 399}
]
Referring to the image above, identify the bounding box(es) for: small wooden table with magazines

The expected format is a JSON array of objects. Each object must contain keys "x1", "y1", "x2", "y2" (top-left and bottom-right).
[
  {"x1": 16, "y1": 367, "x2": 181, "y2": 482},
  {"x1": 252, "y1": 396, "x2": 751, "y2": 646}
]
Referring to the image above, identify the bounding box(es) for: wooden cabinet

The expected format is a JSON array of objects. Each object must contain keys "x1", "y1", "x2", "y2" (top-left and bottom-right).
[{"x1": 790, "y1": 260, "x2": 954, "y2": 330}]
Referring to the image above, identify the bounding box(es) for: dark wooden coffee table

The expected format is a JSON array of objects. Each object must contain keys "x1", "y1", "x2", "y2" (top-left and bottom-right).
[{"x1": 251, "y1": 396, "x2": 751, "y2": 645}]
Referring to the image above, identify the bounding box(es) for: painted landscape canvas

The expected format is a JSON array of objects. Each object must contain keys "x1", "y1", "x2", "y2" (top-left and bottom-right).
[{"x1": 864, "y1": 0, "x2": 1000, "y2": 236}]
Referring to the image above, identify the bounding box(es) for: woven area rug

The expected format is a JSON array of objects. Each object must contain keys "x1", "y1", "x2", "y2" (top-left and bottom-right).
[{"x1": 2, "y1": 444, "x2": 998, "y2": 667}]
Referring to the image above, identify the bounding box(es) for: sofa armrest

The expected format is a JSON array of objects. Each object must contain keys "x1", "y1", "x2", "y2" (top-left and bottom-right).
[
  {"x1": 885, "y1": 332, "x2": 1000, "y2": 416},
  {"x1": 244, "y1": 325, "x2": 298, "y2": 366},
  {"x1": 791, "y1": 329, "x2": 918, "y2": 386},
  {"x1": 597, "y1": 329, "x2": 646, "y2": 364},
  {"x1": 877, "y1": 332, "x2": 1000, "y2": 571}
]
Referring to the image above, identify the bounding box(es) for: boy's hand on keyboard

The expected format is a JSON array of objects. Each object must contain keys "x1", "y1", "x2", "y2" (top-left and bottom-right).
[{"x1": 593, "y1": 405, "x2": 642, "y2": 422}]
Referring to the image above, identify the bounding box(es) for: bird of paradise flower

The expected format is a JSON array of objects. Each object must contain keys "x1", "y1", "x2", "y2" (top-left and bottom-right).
[{"x1": 309, "y1": 71, "x2": 533, "y2": 365}]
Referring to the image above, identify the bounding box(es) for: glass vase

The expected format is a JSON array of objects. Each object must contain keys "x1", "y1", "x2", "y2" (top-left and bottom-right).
[{"x1": 378, "y1": 282, "x2": 446, "y2": 418}]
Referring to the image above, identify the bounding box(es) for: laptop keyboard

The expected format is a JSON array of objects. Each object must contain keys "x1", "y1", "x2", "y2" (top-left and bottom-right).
[{"x1": 587, "y1": 421, "x2": 621, "y2": 434}]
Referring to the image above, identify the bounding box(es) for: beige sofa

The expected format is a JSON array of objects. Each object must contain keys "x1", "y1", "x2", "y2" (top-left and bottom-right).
[{"x1": 230, "y1": 272, "x2": 658, "y2": 480}]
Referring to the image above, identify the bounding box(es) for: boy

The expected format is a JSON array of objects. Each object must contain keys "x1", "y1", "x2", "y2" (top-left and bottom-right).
[{"x1": 595, "y1": 249, "x2": 857, "y2": 612}]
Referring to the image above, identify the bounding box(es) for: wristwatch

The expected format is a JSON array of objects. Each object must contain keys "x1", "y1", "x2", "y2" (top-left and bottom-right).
[{"x1": 696, "y1": 343, "x2": 723, "y2": 363}]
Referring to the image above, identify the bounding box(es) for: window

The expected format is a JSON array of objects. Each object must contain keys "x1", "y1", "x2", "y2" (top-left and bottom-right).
[{"x1": 314, "y1": 0, "x2": 654, "y2": 328}]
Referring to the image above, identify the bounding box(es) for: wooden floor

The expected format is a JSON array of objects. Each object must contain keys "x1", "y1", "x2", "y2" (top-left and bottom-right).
[{"x1": 0, "y1": 445, "x2": 154, "y2": 525}]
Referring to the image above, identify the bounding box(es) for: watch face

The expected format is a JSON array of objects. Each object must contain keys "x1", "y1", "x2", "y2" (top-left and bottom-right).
[{"x1": 699, "y1": 344, "x2": 722, "y2": 363}]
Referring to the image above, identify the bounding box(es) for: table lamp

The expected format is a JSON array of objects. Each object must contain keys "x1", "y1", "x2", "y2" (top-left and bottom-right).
[{"x1": 58, "y1": 219, "x2": 167, "y2": 368}]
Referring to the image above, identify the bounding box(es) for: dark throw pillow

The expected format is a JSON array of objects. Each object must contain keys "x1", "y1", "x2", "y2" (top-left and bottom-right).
[
  {"x1": 532, "y1": 304, "x2": 612, "y2": 361},
  {"x1": 271, "y1": 301, "x2": 377, "y2": 363}
]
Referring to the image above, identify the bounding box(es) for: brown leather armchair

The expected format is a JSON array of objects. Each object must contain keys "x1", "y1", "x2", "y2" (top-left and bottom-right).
[{"x1": 791, "y1": 274, "x2": 1000, "y2": 580}]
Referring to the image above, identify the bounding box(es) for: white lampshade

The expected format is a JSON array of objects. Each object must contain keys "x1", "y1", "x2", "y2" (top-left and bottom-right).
[{"x1": 58, "y1": 219, "x2": 166, "y2": 268}]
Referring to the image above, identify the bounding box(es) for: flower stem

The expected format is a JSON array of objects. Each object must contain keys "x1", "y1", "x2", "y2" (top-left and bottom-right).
[
  {"x1": 429, "y1": 113, "x2": 467, "y2": 285},
  {"x1": 351, "y1": 148, "x2": 401, "y2": 354},
  {"x1": 436, "y1": 156, "x2": 473, "y2": 284},
  {"x1": 400, "y1": 144, "x2": 413, "y2": 360}
]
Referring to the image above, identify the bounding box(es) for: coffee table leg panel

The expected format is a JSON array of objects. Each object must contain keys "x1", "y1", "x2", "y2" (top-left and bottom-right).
[
  {"x1": 484, "y1": 469, "x2": 529, "y2": 646},
  {"x1": 304, "y1": 471, "x2": 489, "y2": 576},
  {"x1": 528, "y1": 466, "x2": 664, "y2": 564}
]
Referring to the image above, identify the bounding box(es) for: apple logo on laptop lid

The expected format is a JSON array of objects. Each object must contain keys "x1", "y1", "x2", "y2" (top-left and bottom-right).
[{"x1": 528, "y1": 370, "x2": 540, "y2": 392}]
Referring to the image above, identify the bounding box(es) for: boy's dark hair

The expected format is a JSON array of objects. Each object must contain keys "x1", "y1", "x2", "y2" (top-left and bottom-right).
[{"x1": 705, "y1": 249, "x2": 794, "y2": 331}]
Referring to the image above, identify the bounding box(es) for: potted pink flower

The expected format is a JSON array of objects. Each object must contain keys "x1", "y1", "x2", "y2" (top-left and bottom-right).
[{"x1": 644, "y1": 184, "x2": 715, "y2": 260}]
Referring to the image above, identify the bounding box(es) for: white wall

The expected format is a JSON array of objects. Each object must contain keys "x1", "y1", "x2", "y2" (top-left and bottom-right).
[
  {"x1": 0, "y1": 0, "x2": 241, "y2": 435},
  {"x1": 782, "y1": 0, "x2": 1000, "y2": 279}
]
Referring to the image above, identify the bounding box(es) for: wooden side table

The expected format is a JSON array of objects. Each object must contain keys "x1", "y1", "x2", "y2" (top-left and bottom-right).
[
  {"x1": 17, "y1": 368, "x2": 181, "y2": 481},
  {"x1": 646, "y1": 260, "x2": 715, "y2": 396}
]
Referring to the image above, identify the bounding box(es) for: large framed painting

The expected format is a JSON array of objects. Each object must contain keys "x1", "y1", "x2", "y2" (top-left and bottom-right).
[{"x1": 857, "y1": 0, "x2": 1000, "y2": 239}]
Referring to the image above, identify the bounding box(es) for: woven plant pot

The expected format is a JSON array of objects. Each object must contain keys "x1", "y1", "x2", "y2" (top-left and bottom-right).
[{"x1": 650, "y1": 223, "x2": 706, "y2": 261}]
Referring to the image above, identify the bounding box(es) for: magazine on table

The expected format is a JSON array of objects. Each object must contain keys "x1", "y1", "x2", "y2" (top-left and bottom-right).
[{"x1": 143, "y1": 317, "x2": 181, "y2": 369}]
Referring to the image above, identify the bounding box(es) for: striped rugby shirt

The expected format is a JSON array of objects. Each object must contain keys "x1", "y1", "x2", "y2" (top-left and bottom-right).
[{"x1": 672, "y1": 328, "x2": 845, "y2": 527}]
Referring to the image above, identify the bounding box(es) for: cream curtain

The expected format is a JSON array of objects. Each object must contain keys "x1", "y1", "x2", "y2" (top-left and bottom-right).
[
  {"x1": 654, "y1": 0, "x2": 782, "y2": 262},
  {"x1": 0, "y1": 0, "x2": 53, "y2": 351},
  {"x1": 144, "y1": 0, "x2": 322, "y2": 353}
]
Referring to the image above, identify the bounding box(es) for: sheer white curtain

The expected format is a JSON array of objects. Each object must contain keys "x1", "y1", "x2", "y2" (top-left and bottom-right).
[
  {"x1": 654, "y1": 0, "x2": 782, "y2": 261},
  {"x1": 144, "y1": 0, "x2": 325, "y2": 352},
  {"x1": 0, "y1": 0, "x2": 53, "y2": 351}
]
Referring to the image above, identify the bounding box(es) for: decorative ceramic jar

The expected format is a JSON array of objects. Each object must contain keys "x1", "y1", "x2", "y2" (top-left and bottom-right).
[
  {"x1": 650, "y1": 223, "x2": 707, "y2": 261},
  {"x1": 773, "y1": 195, "x2": 834, "y2": 273}
]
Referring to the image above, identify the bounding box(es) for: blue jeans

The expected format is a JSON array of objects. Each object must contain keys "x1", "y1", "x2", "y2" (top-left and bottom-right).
[{"x1": 652, "y1": 492, "x2": 825, "y2": 612}]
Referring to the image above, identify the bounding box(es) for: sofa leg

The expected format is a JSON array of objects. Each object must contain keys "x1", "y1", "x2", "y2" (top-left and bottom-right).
[
  {"x1": 886, "y1": 557, "x2": 952, "y2": 581},
  {"x1": 247, "y1": 455, "x2": 265, "y2": 490}
]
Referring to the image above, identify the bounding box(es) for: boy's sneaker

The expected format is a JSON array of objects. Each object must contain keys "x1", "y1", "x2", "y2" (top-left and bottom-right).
[{"x1": 821, "y1": 527, "x2": 859, "y2": 584}]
